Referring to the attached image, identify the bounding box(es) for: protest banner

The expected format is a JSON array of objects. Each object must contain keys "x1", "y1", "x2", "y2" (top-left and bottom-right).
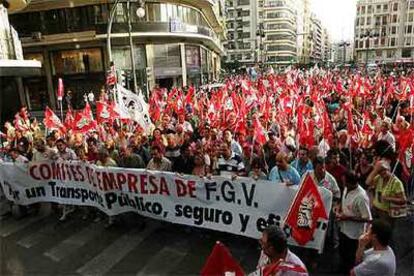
[{"x1": 0, "y1": 161, "x2": 332, "y2": 252}]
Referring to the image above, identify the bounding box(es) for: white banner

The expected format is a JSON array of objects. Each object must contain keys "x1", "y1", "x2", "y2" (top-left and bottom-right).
[{"x1": 0, "y1": 161, "x2": 332, "y2": 251}]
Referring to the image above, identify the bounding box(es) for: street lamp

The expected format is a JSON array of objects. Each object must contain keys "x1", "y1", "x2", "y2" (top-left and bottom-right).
[
  {"x1": 360, "y1": 29, "x2": 379, "y2": 67},
  {"x1": 106, "y1": 0, "x2": 145, "y2": 93}
]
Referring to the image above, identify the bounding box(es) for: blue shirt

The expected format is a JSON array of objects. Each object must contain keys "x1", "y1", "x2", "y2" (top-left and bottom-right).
[
  {"x1": 290, "y1": 159, "x2": 313, "y2": 177},
  {"x1": 268, "y1": 165, "x2": 301, "y2": 185}
]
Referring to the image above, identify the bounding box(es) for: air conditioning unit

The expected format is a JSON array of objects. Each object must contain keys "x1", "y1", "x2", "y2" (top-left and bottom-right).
[{"x1": 31, "y1": 32, "x2": 42, "y2": 40}]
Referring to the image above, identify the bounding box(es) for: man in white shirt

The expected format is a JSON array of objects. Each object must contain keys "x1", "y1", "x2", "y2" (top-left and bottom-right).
[
  {"x1": 9, "y1": 148, "x2": 28, "y2": 164},
  {"x1": 255, "y1": 225, "x2": 308, "y2": 276},
  {"x1": 351, "y1": 219, "x2": 396, "y2": 276},
  {"x1": 337, "y1": 171, "x2": 372, "y2": 273},
  {"x1": 377, "y1": 120, "x2": 396, "y2": 151}
]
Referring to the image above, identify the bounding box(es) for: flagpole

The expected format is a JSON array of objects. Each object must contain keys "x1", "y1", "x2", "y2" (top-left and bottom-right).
[{"x1": 59, "y1": 100, "x2": 64, "y2": 122}]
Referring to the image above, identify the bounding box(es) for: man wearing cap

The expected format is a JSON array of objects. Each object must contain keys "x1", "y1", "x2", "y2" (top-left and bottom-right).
[{"x1": 366, "y1": 160, "x2": 406, "y2": 225}]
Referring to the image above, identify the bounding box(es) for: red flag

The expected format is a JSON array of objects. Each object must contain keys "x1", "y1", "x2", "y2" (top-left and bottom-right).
[
  {"x1": 253, "y1": 118, "x2": 267, "y2": 145},
  {"x1": 106, "y1": 65, "x2": 117, "y2": 86},
  {"x1": 73, "y1": 103, "x2": 97, "y2": 133},
  {"x1": 284, "y1": 173, "x2": 328, "y2": 246},
  {"x1": 200, "y1": 242, "x2": 244, "y2": 276},
  {"x1": 64, "y1": 108, "x2": 74, "y2": 130},
  {"x1": 96, "y1": 101, "x2": 119, "y2": 124},
  {"x1": 259, "y1": 259, "x2": 308, "y2": 276},
  {"x1": 44, "y1": 106, "x2": 65, "y2": 132},
  {"x1": 57, "y1": 78, "x2": 64, "y2": 101}
]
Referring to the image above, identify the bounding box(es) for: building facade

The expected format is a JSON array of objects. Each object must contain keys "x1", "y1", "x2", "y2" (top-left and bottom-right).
[
  {"x1": 0, "y1": 1, "x2": 42, "y2": 123},
  {"x1": 354, "y1": 0, "x2": 414, "y2": 64},
  {"x1": 224, "y1": 0, "x2": 329, "y2": 67},
  {"x1": 9, "y1": 0, "x2": 225, "y2": 111}
]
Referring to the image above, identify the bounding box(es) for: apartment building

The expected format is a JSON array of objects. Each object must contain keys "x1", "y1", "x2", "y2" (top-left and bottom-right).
[
  {"x1": 354, "y1": 0, "x2": 414, "y2": 64},
  {"x1": 224, "y1": 0, "x2": 329, "y2": 66}
]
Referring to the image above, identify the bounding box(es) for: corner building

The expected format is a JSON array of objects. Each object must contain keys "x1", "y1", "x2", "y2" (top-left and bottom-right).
[{"x1": 9, "y1": 0, "x2": 226, "y2": 110}]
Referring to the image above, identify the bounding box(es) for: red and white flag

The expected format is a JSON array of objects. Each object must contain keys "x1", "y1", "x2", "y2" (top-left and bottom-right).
[
  {"x1": 284, "y1": 173, "x2": 328, "y2": 246},
  {"x1": 64, "y1": 108, "x2": 74, "y2": 130},
  {"x1": 73, "y1": 103, "x2": 97, "y2": 133},
  {"x1": 200, "y1": 241, "x2": 244, "y2": 276},
  {"x1": 44, "y1": 106, "x2": 65, "y2": 132},
  {"x1": 96, "y1": 101, "x2": 119, "y2": 124},
  {"x1": 57, "y1": 78, "x2": 64, "y2": 101}
]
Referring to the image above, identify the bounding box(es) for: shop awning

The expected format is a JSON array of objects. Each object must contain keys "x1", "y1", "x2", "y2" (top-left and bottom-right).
[{"x1": 0, "y1": 59, "x2": 42, "y2": 77}]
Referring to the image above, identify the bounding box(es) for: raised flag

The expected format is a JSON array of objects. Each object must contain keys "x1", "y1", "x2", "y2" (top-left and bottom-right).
[
  {"x1": 57, "y1": 78, "x2": 64, "y2": 101},
  {"x1": 200, "y1": 241, "x2": 244, "y2": 276},
  {"x1": 96, "y1": 101, "x2": 119, "y2": 124},
  {"x1": 253, "y1": 118, "x2": 267, "y2": 145},
  {"x1": 64, "y1": 108, "x2": 74, "y2": 130},
  {"x1": 284, "y1": 173, "x2": 328, "y2": 246},
  {"x1": 73, "y1": 103, "x2": 97, "y2": 133},
  {"x1": 44, "y1": 106, "x2": 65, "y2": 132},
  {"x1": 115, "y1": 85, "x2": 153, "y2": 133}
]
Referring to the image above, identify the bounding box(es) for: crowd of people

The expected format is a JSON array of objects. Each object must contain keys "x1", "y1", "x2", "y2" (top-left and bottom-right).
[{"x1": 1, "y1": 66, "x2": 413, "y2": 275}]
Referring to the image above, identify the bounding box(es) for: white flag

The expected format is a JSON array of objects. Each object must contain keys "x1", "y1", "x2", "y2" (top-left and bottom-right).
[{"x1": 116, "y1": 85, "x2": 153, "y2": 133}]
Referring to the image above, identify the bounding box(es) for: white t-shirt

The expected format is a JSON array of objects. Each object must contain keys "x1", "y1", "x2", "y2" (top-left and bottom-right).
[
  {"x1": 340, "y1": 185, "x2": 372, "y2": 239},
  {"x1": 354, "y1": 246, "x2": 396, "y2": 276},
  {"x1": 377, "y1": 131, "x2": 396, "y2": 151}
]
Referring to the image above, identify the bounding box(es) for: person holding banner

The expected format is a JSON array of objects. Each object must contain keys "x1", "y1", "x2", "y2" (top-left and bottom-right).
[
  {"x1": 147, "y1": 145, "x2": 172, "y2": 172},
  {"x1": 214, "y1": 142, "x2": 246, "y2": 178},
  {"x1": 268, "y1": 152, "x2": 301, "y2": 186},
  {"x1": 254, "y1": 225, "x2": 308, "y2": 276},
  {"x1": 55, "y1": 139, "x2": 78, "y2": 221}
]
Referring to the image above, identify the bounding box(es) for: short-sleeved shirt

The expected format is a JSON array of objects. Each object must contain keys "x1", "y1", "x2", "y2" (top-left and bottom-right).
[
  {"x1": 373, "y1": 175, "x2": 405, "y2": 212},
  {"x1": 310, "y1": 171, "x2": 341, "y2": 200},
  {"x1": 340, "y1": 185, "x2": 372, "y2": 239},
  {"x1": 290, "y1": 159, "x2": 313, "y2": 177},
  {"x1": 268, "y1": 165, "x2": 301, "y2": 186},
  {"x1": 216, "y1": 153, "x2": 245, "y2": 177},
  {"x1": 354, "y1": 246, "x2": 396, "y2": 276},
  {"x1": 147, "y1": 157, "x2": 172, "y2": 172}
]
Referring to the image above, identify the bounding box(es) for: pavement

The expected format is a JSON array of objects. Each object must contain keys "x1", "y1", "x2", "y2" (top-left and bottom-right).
[{"x1": 0, "y1": 207, "x2": 413, "y2": 276}]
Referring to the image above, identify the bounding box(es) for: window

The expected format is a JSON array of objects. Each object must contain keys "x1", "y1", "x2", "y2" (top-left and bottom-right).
[
  {"x1": 361, "y1": 6, "x2": 366, "y2": 14},
  {"x1": 383, "y1": 4, "x2": 388, "y2": 11},
  {"x1": 409, "y1": 13, "x2": 414, "y2": 22},
  {"x1": 153, "y1": 44, "x2": 181, "y2": 68},
  {"x1": 367, "y1": 17, "x2": 371, "y2": 25},
  {"x1": 391, "y1": 26, "x2": 397, "y2": 34},
  {"x1": 402, "y1": 49, "x2": 412, "y2": 58},
  {"x1": 367, "y1": 5, "x2": 372, "y2": 13},
  {"x1": 393, "y1": 3, "x2": 398, "y2": 11},
  {"x1": 390, "y1": 38, "x2": 396, "y2": 46},
  {"x1": 387, "y1": 50, "x2": 395, "y2": 58},
  {"x1": 185, "y1": 46, "x2": 200, "y2": 68},
  {"x1": 407, "y1": 25, "x2": 413, "y2": 34},
  {"x1": 377, "y1": 5, "x2": 381, "y2": 12},
  {"x1": 51, "y1": 48, "x2": 103, "y2": 75},
  {"x1": 392, "y1": 14, "x2": 397, "y2": 23}
]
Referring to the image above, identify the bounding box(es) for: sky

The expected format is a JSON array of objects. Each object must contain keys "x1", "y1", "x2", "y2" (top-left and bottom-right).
[{"x1": 310, "y1": 0, "x2": 358, "y2": 43}]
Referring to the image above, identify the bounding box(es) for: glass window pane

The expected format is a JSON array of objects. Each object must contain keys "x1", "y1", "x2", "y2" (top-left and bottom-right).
[{"x1": 51, "y1": 48, "x2": 103, "y2": 75}]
